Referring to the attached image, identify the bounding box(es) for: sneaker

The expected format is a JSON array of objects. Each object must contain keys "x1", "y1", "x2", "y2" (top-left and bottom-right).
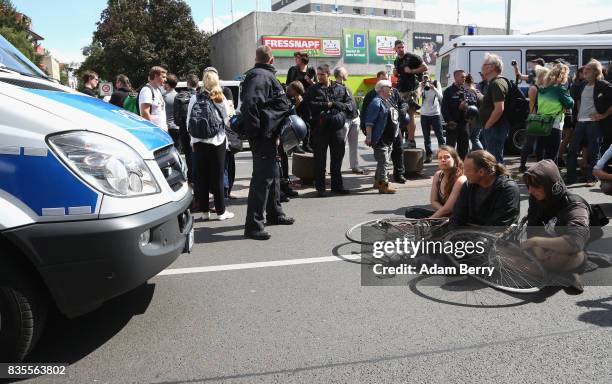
[
  {"x1": 518, "y1": 165, "x2": 527, "y2": 173},
  {"x1": 217, "y1": 210, "x2": 235, "y2": 221},
  {"x1": 201, "y1": 211, "x2": 211, "y2": 221},
  {"x1": 393, "y1": 175, "x2": 407, "y2": 184},
  {"x1": 331, "y1": 188, "x2": 350, "y2": 195},
  {"x1": 280, "y1": 192, "x2": 290, "y2": 203}
]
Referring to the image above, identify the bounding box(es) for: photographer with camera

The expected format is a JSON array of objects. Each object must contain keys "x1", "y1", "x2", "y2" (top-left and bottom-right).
[
  {"x1": 419, "y1": 73, "x2": 445, "y2": 163},
  {"x1": 305, "y1": 64, "x2": 354, "y2": 197},
  {"x1": 513, "y1": 58, "x2": 545, "y2": 84},
  {"x1": 442, "y1": 70, "x2": 470, "y2": 159}
]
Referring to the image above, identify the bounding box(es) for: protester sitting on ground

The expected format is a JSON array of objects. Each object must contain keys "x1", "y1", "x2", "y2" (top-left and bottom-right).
[
  {"x1": 521, "y1": 160, "x2": 592, "y2": 292},
  {"x1": 187, "y1": 66, "x2": 234, "y2": 221},
  {"x1": 365, "y1": 79, "x2": 398, "y2": 194},
  {"x1": 109, "y1": 74, "x2": 133, "y2": 108},
  {"x1": 593, "y1": 144, "x2": 612, "y2": 195},
  {"x1": 405, "y1": 145, "x2": 467, "y2": 219},
  {"x1": 449, "y1": 150, "x2": 520, "y2": 227}
]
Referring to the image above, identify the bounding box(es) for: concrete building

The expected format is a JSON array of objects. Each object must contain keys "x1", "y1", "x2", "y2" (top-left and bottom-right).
[
  {"x1": 41, "y1": 54, "x2": 61, "y2": 81},
  {"x1": 530, "y1": 18, "x2": 612, "y2": 35},
  {"x1": 272, "y1": 0, "x2": 416, "y2": 20},
  {"x1": 209, "y1": 11, "x2": 507, "y2": 82}
]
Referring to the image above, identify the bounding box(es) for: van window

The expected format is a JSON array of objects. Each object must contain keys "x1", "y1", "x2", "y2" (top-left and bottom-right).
[
  {"x1": 440, "y1": 55, "x2": 450, "y2": 88},
  {"x1": 0, "y1": 35, "x2": 48, "y2": 79},
  {"x1": 582, "y1": 49, "x2": 612, "y2": 68},
  {"x1": 526, "y1": 49, "x2": 578, "y2": 73}
]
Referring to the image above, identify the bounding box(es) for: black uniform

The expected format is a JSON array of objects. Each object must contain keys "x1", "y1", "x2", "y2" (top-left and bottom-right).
[
  {"x1": 305, "y1": 81, "x2": 353, "y2": 192},
  {"x1": 441, "y1": 83, "x2": 470, "y2": 159},
  {"x1": 241, "y1": 63, "x2": 292, "y2": 235}
]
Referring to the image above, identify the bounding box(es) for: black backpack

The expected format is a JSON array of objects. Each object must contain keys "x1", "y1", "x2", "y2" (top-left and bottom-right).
[
  {"x1": 188, "y1": 92, "x2": 225, "y2": 139},
  {"x1": 174, "y1": 90, "x2": 193, "y2": 132},
  {"x1": 500, "y1": 77, "x2": 530, "y2": 128}
]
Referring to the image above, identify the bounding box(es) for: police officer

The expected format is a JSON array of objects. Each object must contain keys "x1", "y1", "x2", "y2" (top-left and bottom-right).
[
  {"x1": 242, "y1": 45, "x2": 295, "y2": 241},
  {"x1": 305, "y1": 64, "x2": 354, "y2": 197}
]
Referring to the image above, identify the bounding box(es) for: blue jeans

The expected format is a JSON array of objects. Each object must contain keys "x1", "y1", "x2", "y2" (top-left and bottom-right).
[
  {"x1": 421, "y1": 114, "x2": 445, "y2": 155},
  {"x1": 469, "y1": 119, "x2": 484, "y2": 151},
  {"x1": 566, "y1": 121, "x2": 602, "y2": 181},
  {"x1": 483, "y1": 119, "x2": 509, "y2": 163}
]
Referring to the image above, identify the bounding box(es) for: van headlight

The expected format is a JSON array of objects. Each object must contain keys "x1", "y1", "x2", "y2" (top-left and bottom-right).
[{"x1": 48, "y1": 131, "x2": 160, "y2": 197}]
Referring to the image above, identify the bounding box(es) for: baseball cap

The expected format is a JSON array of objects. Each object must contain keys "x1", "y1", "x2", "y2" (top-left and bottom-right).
[{"x1": 530, "y1": 58, "x2": 546, "y2": 67}]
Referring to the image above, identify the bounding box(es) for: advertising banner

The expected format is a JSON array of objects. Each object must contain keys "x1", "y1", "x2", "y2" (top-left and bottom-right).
[
  {"x1": 368, "y1": 30, "x2": 404, "y2": 64},
  {"x1": 343, "y1": 28, "x2": 367, "y2": 64},
  {"x1": 413, "y1": 32, "x2": 445, "y2": 66},
  {"x1": 262, "y1": 36, "x2": 342, "y2": 58}
]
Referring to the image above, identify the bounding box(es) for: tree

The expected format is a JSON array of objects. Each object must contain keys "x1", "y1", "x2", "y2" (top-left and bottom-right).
[
  {"x1": 79, "y1": 0, "x2": 211, "y2": 88},
  {"x1": 0, "y1": 0, "x2": 41, "y2": 63}
]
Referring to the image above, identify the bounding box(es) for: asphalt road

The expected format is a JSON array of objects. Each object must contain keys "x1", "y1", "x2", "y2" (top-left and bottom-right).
[{"x1": 22, "y1": 128, "x2": 612, "y2": 384}]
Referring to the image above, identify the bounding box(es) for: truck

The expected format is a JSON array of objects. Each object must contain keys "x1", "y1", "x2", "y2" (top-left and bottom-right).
[
  {"x1": 0, "y1": 34, "x2": 193, "y2": 361},
  {"x1": 435, "y1": 34, "x2": 612, "y2": 154}
]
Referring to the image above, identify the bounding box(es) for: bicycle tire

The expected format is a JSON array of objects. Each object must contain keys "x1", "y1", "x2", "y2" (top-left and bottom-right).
[
  {"x1": 345, "y1": 217, "x2": 448, "y2": 246},
  {"x1": 442, "y1": 229, "x2": 548, "y2": 293}
]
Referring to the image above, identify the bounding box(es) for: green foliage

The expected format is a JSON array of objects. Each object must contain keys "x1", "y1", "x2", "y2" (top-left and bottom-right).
[
  {"x1": 0, "y1": 0, "x2": 25, "y2": 32},
  {"x1": 79, "y1": 0, "x2": 211, "y2": 88},
  {"x1": 0, "y1": 26, "x2": 37, "y2": 62}
]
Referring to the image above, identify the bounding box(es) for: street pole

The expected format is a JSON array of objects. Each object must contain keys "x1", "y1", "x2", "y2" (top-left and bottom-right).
[
  {"x1": 457, "y1": 0, "x2": 460, "y2": 25},
  {"x1": 505, "y1": 0, "x2": 511, "y2": 35},
  {"x1": 211, "y1": 0, "x2": 215, "y2": 32},
  {"x1": 231, "y1": 0, "x2": 234, "y2": 23},
  {"x1": 401, "y1": 0, "x2": 404, "y2": 20}
]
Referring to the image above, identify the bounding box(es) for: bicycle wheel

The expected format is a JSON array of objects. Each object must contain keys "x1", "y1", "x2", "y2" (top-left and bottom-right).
[
  {"x1": 345, "y1": 217, "x2": 448, "y2": 246},
  {"x1": 442, "y1": 229, "x2": 548, "y2": 293}
]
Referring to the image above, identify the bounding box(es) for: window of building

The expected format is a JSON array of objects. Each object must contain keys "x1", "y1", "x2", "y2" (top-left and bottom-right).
[
  {"x1": 336, "y1": 5, "x2": 344, "y2": 13},
  {"x1": 391, "y1": 9, "x2": 396, "y2": 17},
  {"x1": 383, "y1": 9, "x2": 388, "y2": 16},
  {"x1": 353, "y1": 7, "x2": 361, "y2": 15},
  {"x1": 314, "y1": 4, "x2": 321, "y2": 12},
  {"x1": 368, "y1": 8, "x2": 375, "y2": 16}
]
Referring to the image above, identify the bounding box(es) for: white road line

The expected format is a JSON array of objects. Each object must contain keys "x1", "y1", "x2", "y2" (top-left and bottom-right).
[{"x1": 157, "y1": 254, "x2": 362, "y2": 276}]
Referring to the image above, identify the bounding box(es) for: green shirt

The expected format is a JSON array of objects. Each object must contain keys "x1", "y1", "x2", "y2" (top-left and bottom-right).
[
  {"x1": 479, "y1": 77, "x2": 508, "y2": 126},
  {"x1": 537, "y1": 84, "x2": 574, "y2": 127}
]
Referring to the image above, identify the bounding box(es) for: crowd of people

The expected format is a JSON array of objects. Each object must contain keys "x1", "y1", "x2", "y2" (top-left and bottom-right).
[{"x1": 78, "y1": 40, "x2": 611, "y2": 249}]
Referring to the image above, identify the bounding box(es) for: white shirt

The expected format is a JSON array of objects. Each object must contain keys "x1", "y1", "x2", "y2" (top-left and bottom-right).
[
  {"x1": 187, "y1": 93, "x2": 227, "y2": 147},
  {"x1": 419, "y1": 81, "x2": 443, "y2": 116},
  {"x1": 139, "y1": 84, "x2": 167, "y2": 131}
]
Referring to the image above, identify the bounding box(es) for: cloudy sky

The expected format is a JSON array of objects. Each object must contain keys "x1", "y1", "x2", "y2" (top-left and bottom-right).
[{"x1": 10, "y1": 0, "x2": 611, "y2": 63}]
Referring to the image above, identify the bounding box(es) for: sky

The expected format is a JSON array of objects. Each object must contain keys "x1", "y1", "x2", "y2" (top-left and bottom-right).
[{"x1": 10, "y1": 0, "x2": 611, "y2": 64}]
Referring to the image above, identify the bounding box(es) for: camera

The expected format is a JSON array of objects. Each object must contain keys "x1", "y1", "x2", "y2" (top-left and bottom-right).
[{"x1": 511, "y1": 60, "x2": 517, "y2": 66}]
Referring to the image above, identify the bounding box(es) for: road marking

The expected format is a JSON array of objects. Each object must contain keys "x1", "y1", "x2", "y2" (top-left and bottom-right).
[{"x1": 157, "y1": 254, "x2": 362, "y2": 276}]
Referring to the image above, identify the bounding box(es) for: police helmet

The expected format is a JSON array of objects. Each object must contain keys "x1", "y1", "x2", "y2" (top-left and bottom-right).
[
  {"x1": 280, "y1": 114, "x2": 308, "y2": 153},
  {"x1": 465, "y1": 105, "x2": 479, "y2": 120}
]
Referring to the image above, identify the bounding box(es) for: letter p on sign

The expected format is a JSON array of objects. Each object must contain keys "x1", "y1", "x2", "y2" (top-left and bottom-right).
[{"x1": 354, "y1": 34, "x2": 365, "y2": 48}]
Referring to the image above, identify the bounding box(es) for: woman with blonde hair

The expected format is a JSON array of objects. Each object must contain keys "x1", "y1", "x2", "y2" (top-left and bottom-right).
[
  {"x1": 187, "y1": 66, "x2": 234, "y2": 221},
  {"x1": 519, "y1": 65, "x2": 549, "y2": 172},
  {"x1": 536, "y1": 63, "x2": 574, "y2": 164}
]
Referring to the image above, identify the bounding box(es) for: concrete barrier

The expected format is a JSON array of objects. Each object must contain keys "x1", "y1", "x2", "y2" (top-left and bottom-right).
[
  {"x1": 403, "y1": 148, "x2": 424, "y2": 175},
  {"x1": 292, "y1": 152, "x2": 315, "y2": 182}
]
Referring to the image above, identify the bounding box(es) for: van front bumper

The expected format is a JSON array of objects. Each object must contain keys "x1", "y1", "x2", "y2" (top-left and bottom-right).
[{"x1": 4, "y1": 192, "x2": 193, "y2": 317}]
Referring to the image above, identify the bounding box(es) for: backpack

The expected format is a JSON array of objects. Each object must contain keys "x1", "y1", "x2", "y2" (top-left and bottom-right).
[
  {"x1": 500, "y1": 77, "x2": 530, "y2": 128},
  {"x1": 124, "y1": 84, "x2": 156, "y2": 115},
  {"x1": 173, "y1": 90, "x2": 193, "y2": 131},
  {"x1": 188, "y1": 92, "x2": 225, "y2": 139}
]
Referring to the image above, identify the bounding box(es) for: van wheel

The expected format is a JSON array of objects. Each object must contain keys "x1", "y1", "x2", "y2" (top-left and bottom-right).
[
  {"x1": 507, "y1": 127, "x2": 525, "y2": 155},
  {"x1": 0, "y1": 267, "x2": 48, "y2": 362}
]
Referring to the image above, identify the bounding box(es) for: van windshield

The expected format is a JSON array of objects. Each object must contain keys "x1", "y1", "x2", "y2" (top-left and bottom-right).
[{"x1": 0, "y1": 34, "x2": 48, "y2": 79}]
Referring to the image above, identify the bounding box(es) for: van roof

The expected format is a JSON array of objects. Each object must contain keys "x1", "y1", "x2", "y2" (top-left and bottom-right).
[{"x1": 439, "y1": 34, "x2": 612, "y2": 56}]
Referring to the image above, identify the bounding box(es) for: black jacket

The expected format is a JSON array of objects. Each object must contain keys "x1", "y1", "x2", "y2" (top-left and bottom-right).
[
  {"x1": 449, "y1": 174, "x2": 520, "y2": 227},
  {"x1": 240, "y1": 63, "x2": 291, "y2": 157},
  {"x1": 304, "y1": 81, "x2": 353, "y2": 129},
  {"x1": 594, "y1": 79, "x2": 612, "y2": 147},
  {"x1": 109, "y1": 87, "x2": 131, "y2": 108},
  {"x1": 360, "y1": 88, "x2": 408, "y2": 132},
  {"x1": 441, "y1": 83, "x2": 465, "y2": 125}
]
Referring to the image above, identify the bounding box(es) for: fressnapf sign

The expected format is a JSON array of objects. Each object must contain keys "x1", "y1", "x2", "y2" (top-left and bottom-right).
[{"x1": 262, "y1": 36, "x2": 341, "y2": 58}]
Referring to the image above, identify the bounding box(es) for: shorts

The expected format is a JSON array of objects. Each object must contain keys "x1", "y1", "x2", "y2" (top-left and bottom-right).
[{"x1": 399, "y1": 90, "x2": 420, "y2": 111}]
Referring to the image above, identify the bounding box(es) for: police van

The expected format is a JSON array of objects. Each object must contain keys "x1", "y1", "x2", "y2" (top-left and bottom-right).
[
  {"x1": 435, "y1": 34, "x2": 612, "y2": 153},
  {"x1": 0, "y1": 35, "x2": 193, "y2": 361}
]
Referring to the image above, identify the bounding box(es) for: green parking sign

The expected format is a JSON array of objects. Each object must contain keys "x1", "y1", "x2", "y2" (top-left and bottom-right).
[{"x1": 343, "y1": 28, "x2": 367, "y2": 64}]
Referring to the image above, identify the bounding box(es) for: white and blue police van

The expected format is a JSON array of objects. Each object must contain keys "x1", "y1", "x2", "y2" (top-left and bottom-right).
[
  {"x1": 0, "y1": 35, "x2": 193, "y2": 361},
  {"x1": 435, "y1": 34, "x2": 612, "y2": 154}
]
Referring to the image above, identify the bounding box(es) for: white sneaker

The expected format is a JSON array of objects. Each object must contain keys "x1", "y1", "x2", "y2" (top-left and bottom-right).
[
  {"x1": 217, "y1": 210, "x2": 235, "y2": 221},
  {"x1": 201, "y1": 212, "x2": 211, "y2": 221}
]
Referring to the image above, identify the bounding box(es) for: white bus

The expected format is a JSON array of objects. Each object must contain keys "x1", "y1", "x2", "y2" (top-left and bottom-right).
[{"x1": 435, "y1": 34, "x2": 612, "y2": 153}]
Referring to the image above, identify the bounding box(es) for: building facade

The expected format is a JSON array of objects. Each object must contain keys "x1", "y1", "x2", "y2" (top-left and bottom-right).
[
  {"x1": 530, "y1": 18, "x2": 612, "y2": 35},
  {"x1": 209, "y1": 11, "x2": 507, "y2": 83},
  {"x1": 271, "y1": 0, "x2": 416, "y2": 19}
]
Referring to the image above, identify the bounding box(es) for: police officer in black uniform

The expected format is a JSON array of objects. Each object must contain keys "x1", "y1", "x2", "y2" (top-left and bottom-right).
[
  {"x1": 242, "y1": 45, "x2": 295, "y2": 241},
  {"x1": 305, "y1": 64, "x2": 354, "y2": 197}
]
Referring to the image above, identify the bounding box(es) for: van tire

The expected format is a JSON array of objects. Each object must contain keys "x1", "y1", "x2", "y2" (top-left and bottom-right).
[{"x1": 0, "y1": 262, "x2": 48, "y2": 362}]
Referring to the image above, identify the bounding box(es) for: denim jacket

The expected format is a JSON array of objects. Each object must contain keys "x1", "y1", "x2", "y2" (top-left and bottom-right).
[{"x1": 365, "y1": 95, "x2": 389, "y2": 145}]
